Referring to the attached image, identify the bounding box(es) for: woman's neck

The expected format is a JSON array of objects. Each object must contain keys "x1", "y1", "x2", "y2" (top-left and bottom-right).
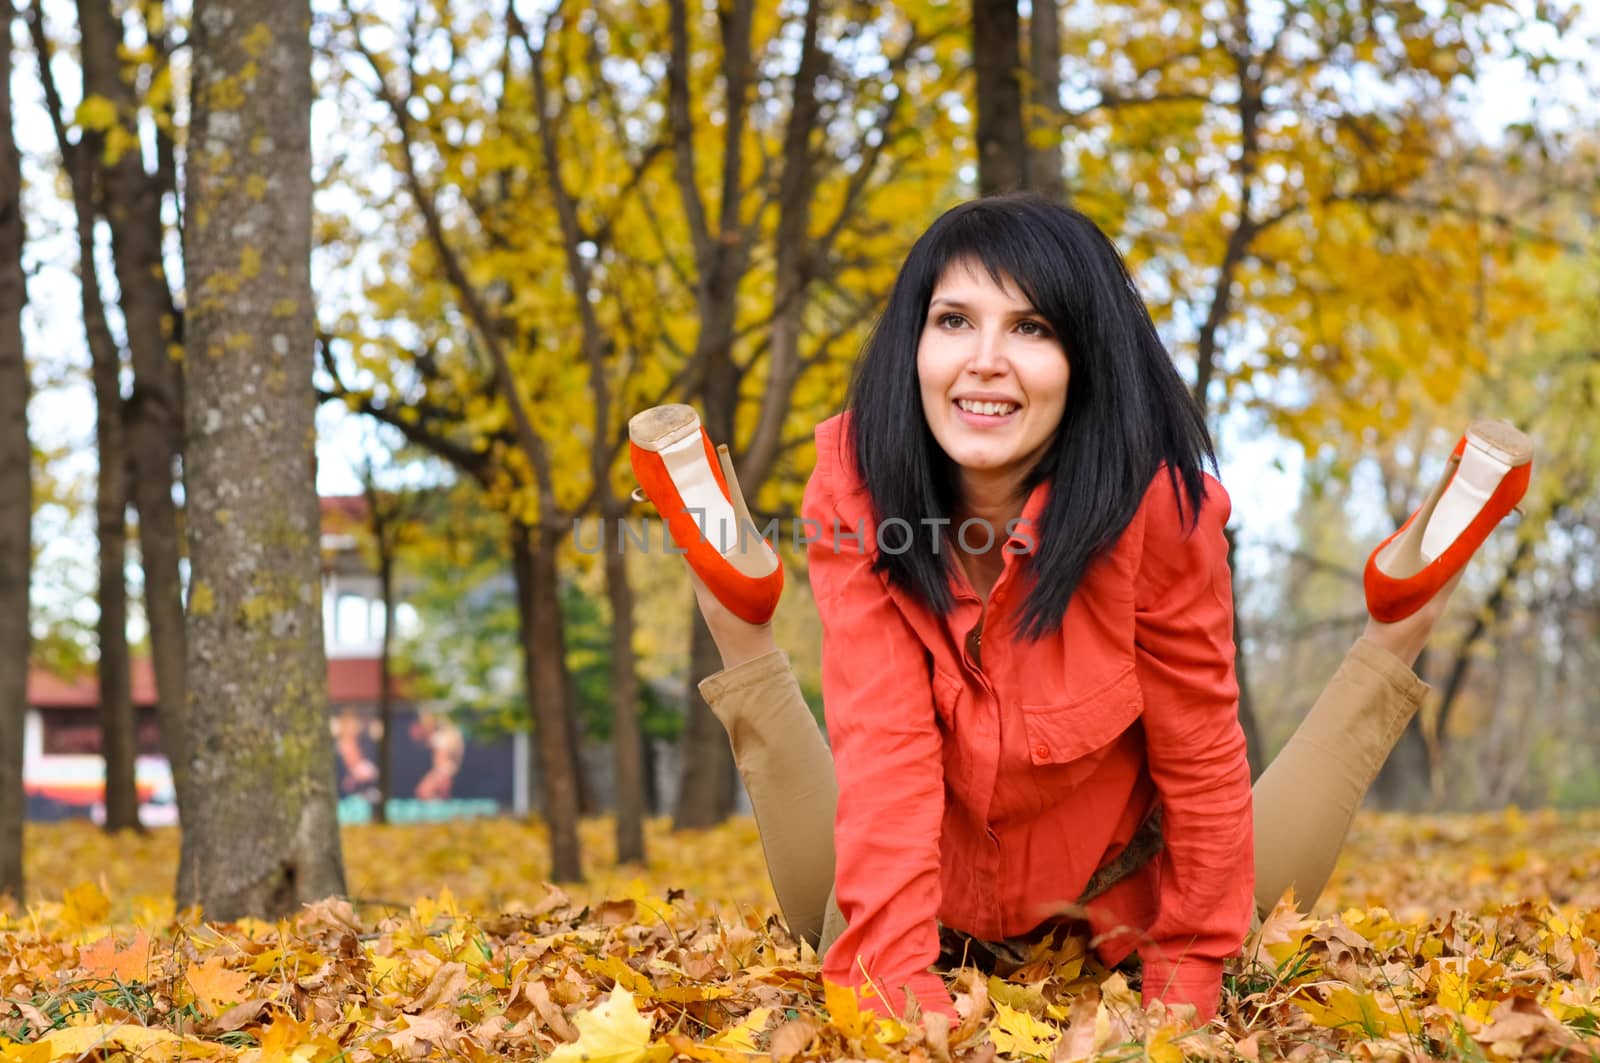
[
  {"x1": 954, "y1": 468, "x2": 1029, "y2": 542},
  {"x1": 951, "y1": 469, "x2": 1030, "y2": 603}
]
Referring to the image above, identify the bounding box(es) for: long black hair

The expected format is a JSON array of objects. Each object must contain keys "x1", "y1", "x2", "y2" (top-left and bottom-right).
[{"x1": 841, "y1": 193, "x2": 1216, "y2": 640}]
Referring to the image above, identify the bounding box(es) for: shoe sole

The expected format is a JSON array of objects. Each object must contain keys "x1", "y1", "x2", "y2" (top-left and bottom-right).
[
  {"x1": 628, "y1": 404, "x2": 701, "y2": 452},
  {"x1": 1465, "y1": 420, "x2": 1534, "y2": 468}
]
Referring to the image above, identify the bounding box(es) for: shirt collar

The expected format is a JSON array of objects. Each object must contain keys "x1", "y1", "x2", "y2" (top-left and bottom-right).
[{"x1": 1007, "y1": 478, "x2": 1050, "y2": 553}]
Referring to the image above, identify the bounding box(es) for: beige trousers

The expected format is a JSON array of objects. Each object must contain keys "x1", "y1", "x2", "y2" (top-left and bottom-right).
[{"x1": 697, "y1": 636, "x2": 1430, "y2": 959}]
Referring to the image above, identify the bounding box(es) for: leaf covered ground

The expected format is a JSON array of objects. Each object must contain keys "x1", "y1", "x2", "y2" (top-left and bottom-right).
[{"x1": 4, "y1": 810, "x2": 1600, "y2": 1061}]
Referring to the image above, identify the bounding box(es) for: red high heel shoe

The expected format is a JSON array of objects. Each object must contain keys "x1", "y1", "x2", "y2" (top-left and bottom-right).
[
  {"x1": 1364, "y1": 421, "x2": 1534, "y2": 622},
  {"x1": 628, "y1": 404, "x2": 784, "y2": 625}
]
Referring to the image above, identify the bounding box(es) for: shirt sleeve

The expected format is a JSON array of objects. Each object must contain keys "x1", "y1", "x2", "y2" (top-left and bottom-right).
[
  {"x1": 1131, "y1": 472, "x2": 1254, "y2": 1023},
  {"x1": 803, "y1": 457, "x2": 956, "y2": 1021}
]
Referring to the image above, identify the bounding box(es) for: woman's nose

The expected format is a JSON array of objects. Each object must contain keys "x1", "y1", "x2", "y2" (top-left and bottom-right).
[{"x1": 968, "y1": 327, "x2": 1008, "y2": 375}]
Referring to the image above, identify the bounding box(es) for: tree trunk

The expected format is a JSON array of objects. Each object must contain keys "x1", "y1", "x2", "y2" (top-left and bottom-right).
[
  {"x1": 177, "y1": 0, "x2": 345, "y2": 919},
  {"x1": 973, "y1": 0, "x2": 1027, "y2": 195},
  {"x1": 674, "y1": 606, "x2": 740, "y2": 829},
  {"x1": 510, "y1": 523, "x2": 583, "y2": 882},
  {"x1": 1433, "y1": 537, "x2": 1535, "y2": 744},
  {"x1": 565, "y1": 657, "x2": 596, "y2": 816},
  {"x1": 1024, "y1": 0, "x2": 1066, "y2": 199},
  {"x1": 670, "y1": 382, "x2": 740, "y2": 831},
  {"x1": 75, "y1": 0, "x2": 191, "y2": 817},
  {"x1": 672, "y1": 400, "x2": 740, "y2": 830},
  {"x1": 604, "y1": 509, "x2": 646, "y2": 864},
  {"x1": 1370, "y1": 715, "x2": 1432, "y2": 811},
  {"x1": 93, "y1": 303, "x2": 139, "y2": 834},
  {"x1": 1371, "y1": 648, "x2": 1433, "y2": 811},
  {"x1": 662, "y1": 0, "x2": 751, "y2": 829},
  {"x1": 1224, "y1": 527, "x2": 1266, "y2": 778},
  {"x1": 48, "y1": 59, "x2": 140, "y2": 831},
  {"x1": 742, "y1": 0, "x2": 823, "y2": 488},
  {"x1": 0, "y1": 24, "x2": 33, "y2": 900},
  {"x1": 376, "y1": 551, "x2": 394, "y2": 825},
  {"x1": 642, "y1": 730, "x2": 661, "y2": 815}
]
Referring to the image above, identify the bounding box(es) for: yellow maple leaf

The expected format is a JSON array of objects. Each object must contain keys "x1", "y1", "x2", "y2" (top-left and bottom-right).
[
  {"x1": 823, "y1": 978, "x2": 908, "y2": 1043},
  {"x1": 547, "y1": 988, "x2": 669, "y2": 1063},
  {"x1": 824, "y1": 979, "x2": 871, "y2": 1037},
  {"x1": 60, "y1": 881, "x2": 111, "y2": 931},
  {"x1": 708, "y1": 1006, "x2": 772, "y2": 1052},
  {"x1": 1292, "y1": 986, "x2": 1413, "y2": 1036},
  {"x1": 582, "y1": 954, "x2": 653, "y2": 997},
  {"x1": 35, "y1": 1024, "x2": 218, "y2": 1061},
  {"x1": 1247, "y1": 892, "x2": 1312, "y2": 972},
  {"x1": 243, "y1": 1015, "x2": 322, "y2": 1063},
  {"x1": 0, "y1": 1039, "x2": 52, "y2": 1063},
  {"x1": 78, "y1": 929, "x2": 152, "y2": 984},
  {"x1": 1144, "y1": 1022, "x2": 1186, "y2": 1063},
  {"x1": 186, "y1": 956, "x2": 252, "y2": 1015},
  {"x1": 988, "y1": 1000, "x2": 1060, "y2": 1058},
  {"x1": 987, "y1": 976, "x2": 1048, "y2": 1016}
]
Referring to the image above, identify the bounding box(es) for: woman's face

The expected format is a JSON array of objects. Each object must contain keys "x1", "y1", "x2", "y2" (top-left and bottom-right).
[{"x1": 917, "y1": 259, "x2": 1070, "y2": 502}]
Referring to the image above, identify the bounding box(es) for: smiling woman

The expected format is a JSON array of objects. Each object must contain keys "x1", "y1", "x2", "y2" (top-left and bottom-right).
[{"x1": 625, "y1": 193, "x2": 1532, "y2": 1030}]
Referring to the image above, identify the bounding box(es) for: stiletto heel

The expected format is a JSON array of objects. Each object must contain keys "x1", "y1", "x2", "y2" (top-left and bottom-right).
[
  {"x1": 628, "y1": 404, "x2": 784, "y2": 625},
  {"x1": 1364, "y1": 420, "x2": 1534, "y2": 622}
]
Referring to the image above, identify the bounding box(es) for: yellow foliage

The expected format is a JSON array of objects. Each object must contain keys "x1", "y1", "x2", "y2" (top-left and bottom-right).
[
  {"x1": 5, "y1": 813, "x2": 1600, "y2": 1059},
  {"x1": 72, "y1": 95, "x2": 119, "y2": 133},
  {"x1": 546, "y1": 989, "x2": 668, "y2": 1063},
  {"x1": 988, "y1": 1000, "x2": 1060, "y2": 1057}
]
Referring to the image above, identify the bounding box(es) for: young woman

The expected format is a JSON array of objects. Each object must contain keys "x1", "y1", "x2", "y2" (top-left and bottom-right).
[{"x1": 627, "y1": 194, "x2": 1534, "y2": 1025}]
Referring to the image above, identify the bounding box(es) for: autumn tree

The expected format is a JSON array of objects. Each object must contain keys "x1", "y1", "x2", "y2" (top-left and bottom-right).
[
  {"x1": 657, "y1": 0, "x2": 962, "y2": 828},
  {"x1": 351, "y1": 461, "x2": 436, "y2": 825},
  {"x1": 1043, "y1": 0, "x2": 1588, "y2": 777},
  {"x1": 179, "y1": 0, "x2": 345, "y2": 917},
  {"x1": 27, "y1": 0, "x2": 141, "y2": 833},
  {"x1": 319, "y1": 0, "x2": 965, "y2": 861},
  {"x1": 321, "y1": 0, "x2": 592, "y2": 879},
  {"x1": 86, "y1": 185, "x2": 139, "y2": 833},
  {"x1": 0, "y1": 9, "x2": 33, "y2": 900},
  {"x1": 1300, "y1": 181, "x2": 1598, "y2": 812},
  {"x1": 66, "y1": 0, "x2": 192, "y2": 816}
]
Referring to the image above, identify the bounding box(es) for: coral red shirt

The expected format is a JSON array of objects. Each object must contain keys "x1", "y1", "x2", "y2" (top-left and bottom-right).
[{"x1": 804, "y1": 412, "x2": 1253, "y2": 1022}]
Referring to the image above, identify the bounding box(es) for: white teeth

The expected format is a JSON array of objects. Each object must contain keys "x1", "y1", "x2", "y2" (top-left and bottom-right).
[{"x1": 956, "y1": 399, "x2": 1018, "y2": 417}]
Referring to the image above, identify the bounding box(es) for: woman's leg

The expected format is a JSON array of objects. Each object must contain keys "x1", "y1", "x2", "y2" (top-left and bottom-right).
[
  {"x1": 697, "y1": 646, "x2": 840, "y2": 950},
  {"x1": 1250, "y1": 572, "x2": 1458, "y2": 917},
  {"x1": 1250, "y1": 638, "x2": 1429, "y2": 916}
]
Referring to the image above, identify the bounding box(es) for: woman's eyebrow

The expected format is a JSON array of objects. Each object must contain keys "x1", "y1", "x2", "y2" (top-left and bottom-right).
[{"x1": 928, "y1": 296, "x2": 1040, "y2": 316}]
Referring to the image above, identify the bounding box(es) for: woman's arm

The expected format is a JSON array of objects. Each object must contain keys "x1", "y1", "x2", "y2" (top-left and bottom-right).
[
  {"x1": 804, "y1": 460, "x2": 956, "y2": 1021},
  {"x1": 1131, "y1": 472, "x2": 1254, "y2": 1022}
]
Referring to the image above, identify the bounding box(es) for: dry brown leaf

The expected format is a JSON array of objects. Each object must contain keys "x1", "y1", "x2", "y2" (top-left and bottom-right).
[
  {"x1": 405, "y1": 959, "x2": 468, "y2": 1013},
  {"x1": 769, "y1": 1016, "x2": 821, "y2": 1062}
]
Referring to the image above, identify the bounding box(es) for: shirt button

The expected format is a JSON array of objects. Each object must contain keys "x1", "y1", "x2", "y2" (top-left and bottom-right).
[{"x1": 1034, "y1": 743, "x2": 1050, "y2": 759}]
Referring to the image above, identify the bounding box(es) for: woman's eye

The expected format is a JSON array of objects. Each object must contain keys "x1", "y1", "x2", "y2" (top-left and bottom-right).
[
  {"x1": 938, "y1": 313, "x2": 968, "y2": 329},
  {"x1": 1017, "y1": 319, "x2": 1051, "y2": 337}
]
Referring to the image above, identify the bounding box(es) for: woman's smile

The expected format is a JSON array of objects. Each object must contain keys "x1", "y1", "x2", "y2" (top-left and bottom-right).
[{"x1": 953, "y1": 395, "x2": 1021, "y2": 425}]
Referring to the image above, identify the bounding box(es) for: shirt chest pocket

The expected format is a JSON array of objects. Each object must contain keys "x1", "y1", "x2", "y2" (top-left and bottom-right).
[{"x1": 1019, "y1": 663, "x2": 1143, "y2": 772}]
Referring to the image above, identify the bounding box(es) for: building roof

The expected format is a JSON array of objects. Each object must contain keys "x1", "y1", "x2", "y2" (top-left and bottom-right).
[
  {"x1": 320, "y1": 494, "x2": 371, "y2": 527},
  {"x1": 28, "y1": 655, "x2": 414, "y2": 710}
]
